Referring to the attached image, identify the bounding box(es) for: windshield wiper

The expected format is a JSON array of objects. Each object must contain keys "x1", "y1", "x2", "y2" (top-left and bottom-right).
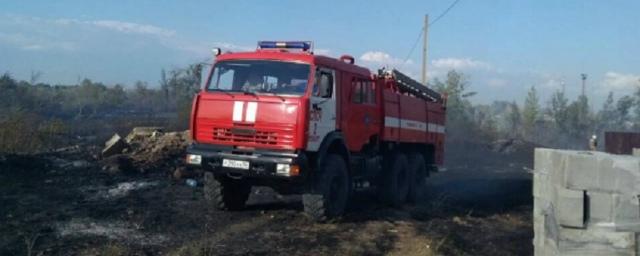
[
  {"x1": 257, "y1": 92, "x2": 286, "y2": 102},
  {"x1": 243, "y1": 91, "x2": 260, "y2": 100},
  {"x1": 209, "y1": 88, "x2": 234, "y2": 98}
]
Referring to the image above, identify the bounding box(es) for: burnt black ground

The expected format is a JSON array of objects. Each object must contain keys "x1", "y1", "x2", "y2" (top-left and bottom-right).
[{"x1": 0, "y1": 141, "x2": 533, "y2": 256}]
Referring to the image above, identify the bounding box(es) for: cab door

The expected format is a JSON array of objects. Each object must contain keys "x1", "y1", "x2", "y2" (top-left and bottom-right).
[
  {"x1": 343, "y1": 76, "x2": 380, "y2": 151},
  {"x1": 306, "y1": 67, "x2": 337, "y2": 151}
]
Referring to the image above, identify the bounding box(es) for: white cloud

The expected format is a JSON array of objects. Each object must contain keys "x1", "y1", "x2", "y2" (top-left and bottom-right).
[
  {"x1": 359, "y1": 51, "x2": 412, "y2": 66},
  {"x1": 90, "y1": 20, "x2": 175, "y2": 37},
  {"x1": 431, "y1": 58, "x2": 492, "y2": 71},
  {"x1": 52, "y1": 18, "x2": 175, "y2": 37},
  {"x1": 1, "y1": 14, "x2": 191, "y2": 54},
  {"x1": 538, "y1": 76, "x2": 565, "y2": 90},
  {"x1": 602, "y1": 72, "x2": 640, "y2": 90}
]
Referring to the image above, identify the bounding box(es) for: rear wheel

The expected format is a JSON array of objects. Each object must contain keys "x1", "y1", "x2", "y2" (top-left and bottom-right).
[
  {"x1": 203, "y1": 172, "x2": 251, "y2": 210},
  {"x1": 407, "y1": 153, "x2": 427, "y2": 203},
  {"x1": 378, "y1": 152, "x2": 410, "y2": 207},
  {"x1": 303, "y1": 154, "x2": 349, "y2": 222}
]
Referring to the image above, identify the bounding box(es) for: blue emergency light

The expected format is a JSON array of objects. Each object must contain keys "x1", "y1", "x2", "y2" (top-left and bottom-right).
[{"x1": 258, "y1": 41, "x2": 312, "y2": 51}]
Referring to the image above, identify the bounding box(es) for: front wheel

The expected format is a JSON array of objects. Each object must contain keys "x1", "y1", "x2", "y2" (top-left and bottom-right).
[
  {"x1": 303, "y1": 154, "x2": 349, "y2": 222},
  {"x1": 203, "y1": 172, "x2": 251, "y2": 211}
]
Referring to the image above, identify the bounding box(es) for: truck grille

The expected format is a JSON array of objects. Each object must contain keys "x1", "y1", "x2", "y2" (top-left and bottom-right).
[{"x1": 212, "y1": 127, "x2": 279, "y2": 145}]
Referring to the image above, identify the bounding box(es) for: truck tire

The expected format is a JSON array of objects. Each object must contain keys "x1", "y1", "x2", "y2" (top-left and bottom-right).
[
  {"x1": 303, "y1": 154, "x2": 349, "y2": 222},
  {"x1": 407, "y1": 153, "x2": 427, "y2": 203},
  {"x1": 378, "y1": 152, "x2": 410, "y2": 207},
  {"x1": 203, "y1": 172, "x2": 251, "y2": 211}
]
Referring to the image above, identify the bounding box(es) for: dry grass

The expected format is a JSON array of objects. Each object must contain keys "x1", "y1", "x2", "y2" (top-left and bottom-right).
[
  {"x1": 0, "y1": 112, "x2": 67, "y2": 153},
  {"x1": 78, "y1": 243, "x2": 129, "y2": 256}
]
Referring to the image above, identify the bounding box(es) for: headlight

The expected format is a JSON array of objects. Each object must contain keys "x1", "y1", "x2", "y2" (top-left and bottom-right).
[
  {"x1": 276, "y1": 164, "x2": 290, "y2": 176},
  {"x1": 276, "y1": 164, "x2": 300, "y2": 176},
  {"x1": 186, "y1": 154, "x2": 202, "y2": 165}
]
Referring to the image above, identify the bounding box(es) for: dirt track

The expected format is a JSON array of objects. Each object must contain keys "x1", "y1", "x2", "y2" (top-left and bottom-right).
[{"x1": 0, "y1": 140, "x2": 533, "y2": 256}]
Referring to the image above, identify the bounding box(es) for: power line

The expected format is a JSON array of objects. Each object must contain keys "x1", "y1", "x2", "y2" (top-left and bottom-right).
[
  {"x1": 430, "y1": 0, "x2": 462, "y2": 27},
  {"x1": 402, "y1": 0, "x2": 462, "y2": 65}
]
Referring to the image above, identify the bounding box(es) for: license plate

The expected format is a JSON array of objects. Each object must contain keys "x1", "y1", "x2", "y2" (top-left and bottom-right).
[{"x1": 222, "y1": 159, "x2": 250, "y2": 170}]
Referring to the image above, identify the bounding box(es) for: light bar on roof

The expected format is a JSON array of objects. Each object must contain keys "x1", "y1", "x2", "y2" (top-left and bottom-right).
[{"x1": 258, "y1": 41, "x2": 312, "y2": 51}]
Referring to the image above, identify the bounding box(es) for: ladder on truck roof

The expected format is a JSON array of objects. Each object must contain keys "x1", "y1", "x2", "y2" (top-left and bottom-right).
[{"x1": 391, "y1": 69, "x2": 442, "y2": 103}]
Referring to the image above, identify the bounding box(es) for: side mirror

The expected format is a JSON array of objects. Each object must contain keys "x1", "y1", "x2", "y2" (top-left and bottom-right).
[{"x1": 319, "y1": 74, "x2": 332, "y2": 98}]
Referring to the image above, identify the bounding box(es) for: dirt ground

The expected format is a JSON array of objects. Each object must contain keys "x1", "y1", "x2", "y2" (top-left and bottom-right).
[{"x1": 0, "y1": 138, "x2": 533, "y2": 256}]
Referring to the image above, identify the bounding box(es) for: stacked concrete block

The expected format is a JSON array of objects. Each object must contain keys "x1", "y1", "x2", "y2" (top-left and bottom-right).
[{"x1": 534, "y1": 148, "x2": 640, "y2": 256}]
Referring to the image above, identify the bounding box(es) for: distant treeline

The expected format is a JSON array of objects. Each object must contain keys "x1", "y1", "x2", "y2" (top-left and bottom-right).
[
  {"x1": 0, "y1": 64, "x2": 202, "y2": 153},
  {"x1": 436, "y1": 70, "x2": 640, "y2": 149}
]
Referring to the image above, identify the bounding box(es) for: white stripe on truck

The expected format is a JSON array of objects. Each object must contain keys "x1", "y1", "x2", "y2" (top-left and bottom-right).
[
  {"x1": 233, "y1": 101, "x2": 244, "y2": 122},
  {"x1": 245, "y1": 102, "x2": 257, "y2": 123},
  {"x1": 384, "y1": 116, "x2": 445, "y2": 134}
]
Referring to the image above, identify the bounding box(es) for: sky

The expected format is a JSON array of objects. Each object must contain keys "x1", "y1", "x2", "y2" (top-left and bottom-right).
[{"x1": 1, "y1": 0, "x2": 639, "y2": 106}]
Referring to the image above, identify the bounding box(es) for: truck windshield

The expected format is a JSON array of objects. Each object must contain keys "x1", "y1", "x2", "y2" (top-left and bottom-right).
[{"x1": 207, "y1": 60, "x2": 311, "y2": 96}]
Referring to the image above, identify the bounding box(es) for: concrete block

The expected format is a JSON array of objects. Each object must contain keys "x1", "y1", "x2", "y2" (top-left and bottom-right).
[
  {"x1": 534, "y1": 197, "x2": 553, "y2": 246},
  {"x1": 610, "y1": 156, "x2": 640, "y2": 194},
  {"x1": 587, "y1": 191, "x2": 614, "y2": 225},
  {"x1": 612, "y1": 194, "x2": 640, "y2": 231},
  {"x1": 633, "y1": 148, "x2": 640, "y2": 157},
  {"x1": 533, "y1": 171, "x2": 551, "y2": 200},
  {"x1": 563, "y1": 151, "x2": 600, "y2": 190},
  {"x1": 535, "y1": 148, "x2": 556, "y2": 173},
  {"x1": 558, "y1": 228, "x2": 636, "y2": 256},
  {"x1": 556, "y1": 187, "x2": 585, "y2": 228},
  {"x1": 534, "y1": 148, "x2": 640, "y2": 256},
  {"x1": 535, "y1": 148, "x2": 566, "y2": 188},
  {"x1": 596, "y1": 156, "x2": 617, "y2": 193},
  {"x1": 101, "y1": 134, "x2": 128, "y2": 158}
]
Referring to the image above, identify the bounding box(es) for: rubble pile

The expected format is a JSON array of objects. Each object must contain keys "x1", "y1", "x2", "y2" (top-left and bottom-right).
[
  {"x1": 489, "y1": 138, "x2": 536, "y2": 154},
  {"x1": 101, "y1": 127, "x2": 190, "y2": 174}
]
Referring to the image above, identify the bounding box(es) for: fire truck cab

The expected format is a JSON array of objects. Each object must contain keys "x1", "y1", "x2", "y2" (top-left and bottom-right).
[{"x1": 186, "y1": 41, "x2": 446, "y2": 221}]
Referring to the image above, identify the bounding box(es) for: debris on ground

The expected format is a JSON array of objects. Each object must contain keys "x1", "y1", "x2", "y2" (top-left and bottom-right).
[
  {"x1": 125, "y1": 127, "x2": 164, "y2": 143},
  {"x1": 80, "y1": 180, "x2": 159, "y2": 201},
  {"x1": 53, "y1": 145, "x2": 81, "y2": 153},
  {"x1": 101, "y1": 134, "x2": 129, "y2": 158},
  {"x1": 56, "y1": 218, "x2": 168, "y2": 245},
  {"x1": 99, "y1": 127, "x2": 190, "y2": 174},
  {"x1": 489, "y1": 138, "x2": 538, "y2": 154},
  {"x1": 101, "y1": 154, "x2": 134, "y2": 174},
  {"x1": 128, "y1": 130, "x2": 190, "y2": 173}
]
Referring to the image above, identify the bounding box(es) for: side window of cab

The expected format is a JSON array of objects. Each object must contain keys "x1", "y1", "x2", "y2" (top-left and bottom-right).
[
  {"x1": 352, "y1": 78, "x2": 375, "y2": 104},
  {"x1": 313, "y1": 68, "x2": 334, "y2": 98}
]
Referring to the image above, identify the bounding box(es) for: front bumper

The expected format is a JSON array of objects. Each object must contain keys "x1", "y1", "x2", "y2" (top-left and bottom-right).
[{"x1": 185, "y1": 143, "x2": 307, "y2": 179}]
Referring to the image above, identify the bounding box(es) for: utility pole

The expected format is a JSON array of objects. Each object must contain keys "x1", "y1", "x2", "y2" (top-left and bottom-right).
[
  {"x1": 581, "y1": 73, "x2": 587, "y2": 97},
  {"x1": 421, "y1": 14, "x2": 429, "y2": 85}
]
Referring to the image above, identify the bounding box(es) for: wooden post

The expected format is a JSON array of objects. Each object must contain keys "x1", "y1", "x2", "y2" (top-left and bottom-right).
[{"x1": 421, "y1": 15, "x2": 429, "y2": 85}]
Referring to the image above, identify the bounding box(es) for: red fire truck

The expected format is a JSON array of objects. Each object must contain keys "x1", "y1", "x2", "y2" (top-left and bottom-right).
[{"x1": 186, "y1": 41, "x2": 446, "y2": 221}]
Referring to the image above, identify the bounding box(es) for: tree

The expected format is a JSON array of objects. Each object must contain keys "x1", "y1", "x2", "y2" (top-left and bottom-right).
[
  {"x1": 432, "y1": 70, "x2": 475, "y2": 134},
  {"x1": 548, "y1": 90, "x2": 569, "y2": 131},
  {"x1": 597, "y1": 92, "x2": 617, "y2": 130},
  {"x1": 565, "y1": 95, "x2": 592, "y2": 143},
  {"x1": 522, "y1": 86, "x2": 539, "y2": 138},
  {"x1": 505, "y1": 101, "x2": 521, "y2": 137},
  {"x1": 617, "y1": 95, "x2": 634, "y2": 127},
  {"x1": 634, "y1": 86, "x2": 640, "y2": 123}
]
